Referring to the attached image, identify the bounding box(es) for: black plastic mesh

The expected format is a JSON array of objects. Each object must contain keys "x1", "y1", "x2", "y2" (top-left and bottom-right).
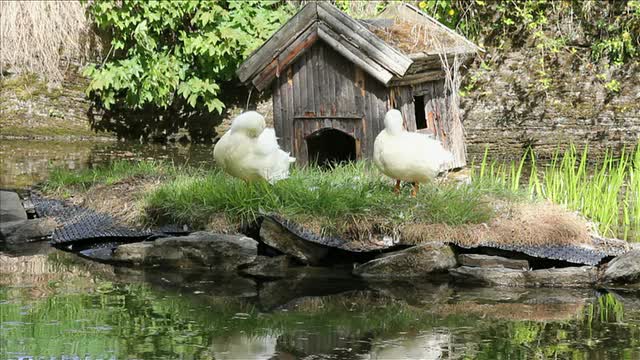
[
  {"x1": 264, "y1": 214, "x2": 629, "y2": 265},
  {"x1": 32, "y1": 194, "x2": 154, "y2": 246}
]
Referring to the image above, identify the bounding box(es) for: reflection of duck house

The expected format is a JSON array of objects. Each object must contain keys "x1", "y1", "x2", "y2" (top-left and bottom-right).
[{"x1": 237, "y1": 2, "x2": 479, "y2": 167}]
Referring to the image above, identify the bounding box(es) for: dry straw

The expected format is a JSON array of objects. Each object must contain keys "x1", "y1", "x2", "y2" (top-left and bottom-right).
[
  {"x1": 434, "y1": 39, "x2": 466, "y2": 169},
  {"x1": 0, "y1": 0, "x2": 101, "y2": 83}
]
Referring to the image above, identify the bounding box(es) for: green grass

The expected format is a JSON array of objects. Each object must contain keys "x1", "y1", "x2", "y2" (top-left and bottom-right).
[
  {"x1": 42, "y1": 160, "x2": 172, "y2": 192},
  {"x1": 41, "y1": 144, "x2": 638, "y2": 241},
  {"x1": 473, "y1": 144, "x2": 640, "y2": 241},
  {"x1": 143, "y1": 162, "x2": 494, "y2": 231}
]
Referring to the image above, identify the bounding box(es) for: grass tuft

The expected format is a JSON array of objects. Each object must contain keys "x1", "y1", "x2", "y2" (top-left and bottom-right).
[
  {"x1": 42, "y1": 160, "x2": 171, "y2": 193},
  {"x1": 142, "y1": 161, "x2": 494, "y2": 231}
]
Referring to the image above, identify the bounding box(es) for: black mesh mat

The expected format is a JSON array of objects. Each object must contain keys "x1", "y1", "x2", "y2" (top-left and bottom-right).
[
  {"x1": 31, "y1": 194, "x2": 177, "y2": 246},
  {"x1": 454, "y1": 242, "x2": 614, "y2": 266},
  {"x1": 264, "y1": 214, "x2": 630, "y2": 266}
]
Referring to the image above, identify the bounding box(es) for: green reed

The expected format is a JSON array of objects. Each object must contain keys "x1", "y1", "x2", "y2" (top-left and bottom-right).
[{"x1": 473, "y1": 144, "x2": 640, "y2": 241}]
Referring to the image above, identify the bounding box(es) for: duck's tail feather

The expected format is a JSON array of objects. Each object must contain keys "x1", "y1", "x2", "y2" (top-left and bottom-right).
[
  {"x1": 266, "y1": 150, "x2": 295, "y2": 184},
  {"x1": 256, "y1": 128, "x2": 281, "y2": 155}
]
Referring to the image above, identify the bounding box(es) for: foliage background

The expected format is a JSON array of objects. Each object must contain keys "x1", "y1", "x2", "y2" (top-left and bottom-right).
[
  {"x1": 81, "y1": 0, "x2": 294, "y2": 142},
  {"x1": 1, "y1": 0, "x2": 638, "y2": 141}
]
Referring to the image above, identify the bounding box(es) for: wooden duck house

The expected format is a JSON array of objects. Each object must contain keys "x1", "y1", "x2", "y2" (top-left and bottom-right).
[{"x1": 237, "y1": 2, "x2": 479, "y2": 167}]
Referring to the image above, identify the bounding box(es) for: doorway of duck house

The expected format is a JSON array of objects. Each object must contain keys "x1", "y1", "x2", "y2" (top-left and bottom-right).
[{"x1": 306, "y1": 128, "x2": 357, "y2": 167}]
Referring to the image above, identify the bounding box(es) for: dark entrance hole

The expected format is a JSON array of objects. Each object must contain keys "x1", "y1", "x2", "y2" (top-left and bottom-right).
[
  {"x1": 414, "y1": 96, "x2": 427, "y2": 130},
  {"x1": 306, "y1": 128, "x2": 356, "y2": 167}
]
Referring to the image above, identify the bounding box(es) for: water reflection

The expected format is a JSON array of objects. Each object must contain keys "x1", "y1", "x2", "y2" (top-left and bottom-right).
[
  {"x1": 1, "y1": 251, "x2": 639, "y2": 359},
  {"x1": 0, "y1": 139, "x2": 214, "y2": 188}
]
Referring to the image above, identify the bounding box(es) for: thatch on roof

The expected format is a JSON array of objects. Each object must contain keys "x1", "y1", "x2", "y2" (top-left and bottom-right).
[
  {"x1": 237, "y1": 2, "x2": 481, "y2": 90},
  {"x1": 360, "y1": 3, "x2": 480, "y2": 58}
]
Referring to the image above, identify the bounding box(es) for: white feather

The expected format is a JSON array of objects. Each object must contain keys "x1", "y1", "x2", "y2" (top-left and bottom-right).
[
  {"x1": 373, "y1": 109, "x2": 453, "y2": 183},
  {"x1": 213, "y1": 111, "x2": 295, "y2": 183}
]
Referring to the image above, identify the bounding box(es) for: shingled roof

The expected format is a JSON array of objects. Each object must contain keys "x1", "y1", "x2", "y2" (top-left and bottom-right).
[{"x1": 236, "y1": 2, "x2": 479, "y2": 91}]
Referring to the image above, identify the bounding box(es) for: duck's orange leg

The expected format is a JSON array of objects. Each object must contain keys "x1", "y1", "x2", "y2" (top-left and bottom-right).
[
  {"x1": 411, "y1": 182, "x2": 419, "y2": 197},
  {"x1": 394, "y1": 180, "x2": 401, "y2": 194}
]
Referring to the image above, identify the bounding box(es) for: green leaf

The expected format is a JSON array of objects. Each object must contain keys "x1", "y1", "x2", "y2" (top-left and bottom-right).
[
  {"x1": 84, "y1": 0, "x2": 295, "y2": 117},
  {"x1": 187, "y1": 93, "x2": 198, "y2": 108},
  {"x1": 206, "y1": 98, "x2": 225, "y2": 114}
]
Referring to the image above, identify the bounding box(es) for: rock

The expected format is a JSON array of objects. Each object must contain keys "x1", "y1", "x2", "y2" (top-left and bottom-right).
[
  {"x1": 450, "y1": 266, "x2": 598, "y2": 288},
  {"x1": 0, "y1": 218, "x2": 56, "y2": 243},
  {"x1": 239, "y1": 255, "x2": 292, "y2": 279},
  {"x1": 259, "y1": 217, "x2": 329, "y2": 265},
  {"x1": 353, "y1": 243, "x2": 457, "y2": 279},
  {"x1": 450, "y1": 266, "x2": 526, "y2": 287},
  {"x1": 458, "y1": 254, "x2": 529, "y2": 269},
  {"x1": 462, "y1": 49, "x2": 640, "y2": 160},
  {"x1": 0, "y1": 191, "x2": 27, "y2": 223},
  {"x1": 112, "y1": 242, "x2": 153, "y2": 264},
  {"x1": 258, "y1": 266, "x2": 363, "y2": 310},
  {"x1": 112, "y1": 232, "x2": 258, "y2": 270},
  {"x1": 527, "y1": 267, "x2": 598, "y2": 287},
  {"x1": 145, "y1": 270, "x2": 258, "y2": 298},
  {"x1": 367, "y1": 281, "x2": 453, "y2": 306},
  {"x1": 602, "y1": 250, "x2": 640, "y2": 284}
]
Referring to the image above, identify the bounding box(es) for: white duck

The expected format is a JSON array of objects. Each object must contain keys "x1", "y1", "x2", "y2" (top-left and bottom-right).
[
  {"x1": 373, "y1": 109, "x2": 454, "y2": 196},
  {"x1": 213, "y1": 111, "x2": 295, "y2": 183}
]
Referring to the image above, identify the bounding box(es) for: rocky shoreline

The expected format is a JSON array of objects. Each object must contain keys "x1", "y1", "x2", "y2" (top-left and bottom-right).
[{"x1": 2, "y1": 190, "x2": 639, "y2": 291}]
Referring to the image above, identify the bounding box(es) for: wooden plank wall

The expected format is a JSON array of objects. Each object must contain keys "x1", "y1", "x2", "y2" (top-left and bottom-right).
[
  {"x1": 412, "y1": 80, "x2": 467, "y2": 168},
  {"x1": 272, "y1": 41, "x2": 389, "y2": 164},
  {"x1": 392, "y1": 86, "x2": 417, "y2": 132},
  {"x1": 272, "y1": 41, "x2": 466, "y2": 167}
]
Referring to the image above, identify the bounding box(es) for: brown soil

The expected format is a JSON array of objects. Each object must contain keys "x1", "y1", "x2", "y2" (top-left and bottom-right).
[
  {"x1": 277, "y1": 201, "x2": 601, "y2": 253},
  {"x1": 400, "y1": 202, "x2": 594, "y2": 248},
  {"x1": 53, "y1": 176, "x2": 240, "y2": 233},
  {"x1": 55, "y1": 176, "x2": 162, "y2": 227}
]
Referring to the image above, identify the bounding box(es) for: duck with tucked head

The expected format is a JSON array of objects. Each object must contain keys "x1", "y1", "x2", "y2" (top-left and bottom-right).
[
  {"x1": 373, "y1": 109, "x2": 453, "y2": 196},
  {"x1": 213, "y1": 111, "x2": 295, "y2": 183}
]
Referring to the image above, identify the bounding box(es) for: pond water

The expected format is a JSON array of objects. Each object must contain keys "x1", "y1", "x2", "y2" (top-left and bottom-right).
[
  {"x1": 1, "y1": 250, "x2": 639, "y2": 360},
  {"x1": 1, "y1": 139, "x2": 639, "y2": 359},
  {"x1": 0, "y1": 139, "x2": 215, "y2": 189}
]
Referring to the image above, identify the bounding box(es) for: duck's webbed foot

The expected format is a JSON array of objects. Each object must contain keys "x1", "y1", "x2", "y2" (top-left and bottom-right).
[
  {"x1": 394, "y1": 180, "x2": 401, "y2": 194},
  {"x1": 410, "y1": 182, "x2": 419, "y2": 197}
]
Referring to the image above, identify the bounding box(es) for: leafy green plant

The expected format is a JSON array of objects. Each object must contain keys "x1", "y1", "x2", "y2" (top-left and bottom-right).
[
  {"x1": 415, "y1": 0, "x2": 637, "y2": 66},
  {"x1": 83, "y1": 1, "x2": 294, "y2": 113}
]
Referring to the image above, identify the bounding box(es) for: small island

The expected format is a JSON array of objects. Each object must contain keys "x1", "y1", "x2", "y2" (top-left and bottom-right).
[{"x1": 1, "y1": 1, "x2": 639, "y2": 358}]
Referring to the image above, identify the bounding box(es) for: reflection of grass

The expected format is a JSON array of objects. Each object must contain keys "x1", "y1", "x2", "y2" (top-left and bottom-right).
[
  {"x1": 0, "y1": 140, "x2": 98, "y2": 188},
  {"x1": 3, "y1": 249, "x2": 640, "y2": 358},
  {"x1": 43, "y1": 160, "x2": 171, "y2": 192},
  {"x1": 473, "y1": 144, "x2": 640, "y2": 241},
  {"x1": 0, "y1": 282, "x2": 438, "y2": 358},
  {"x1": 586, "y1": 292, "x2": 625, "y2": 324}
]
